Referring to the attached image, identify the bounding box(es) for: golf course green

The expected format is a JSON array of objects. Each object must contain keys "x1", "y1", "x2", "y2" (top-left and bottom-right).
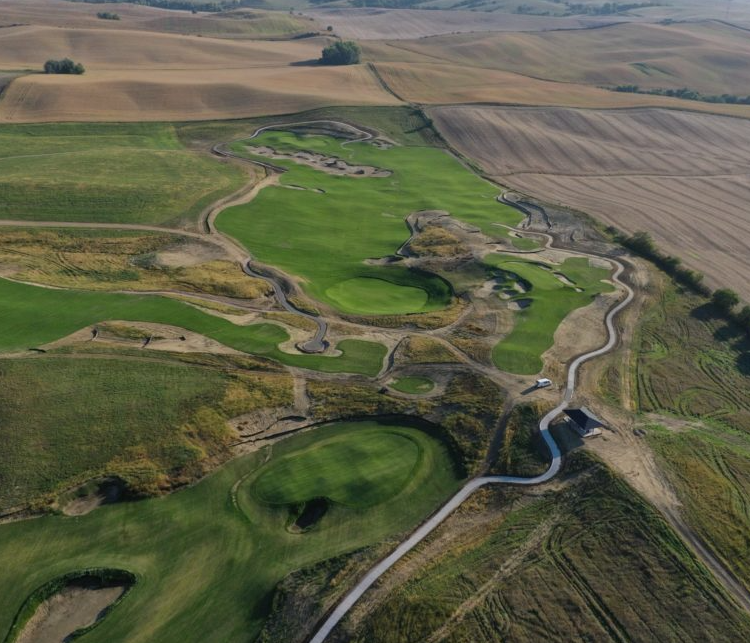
[
  {"x1": 486, "y1": 255, "x2": 614, "y2": 374},
  {"x1": 218, "y1": 130, "x2": 526, "y2": 316},
  {"x1": 0, "y1": 420, "x2": 461, "y2": 643},
  {"x1": 390, "y1": 376, "x2": 435, "y2": 395},
  {"x1": 0, "y1": 277, "x2": 385, "y2": 375}
]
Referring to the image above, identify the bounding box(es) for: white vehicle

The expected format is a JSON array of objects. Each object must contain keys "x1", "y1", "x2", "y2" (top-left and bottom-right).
[{"x1": 536, "y1": 378, "x2": 552, "y2": 388}]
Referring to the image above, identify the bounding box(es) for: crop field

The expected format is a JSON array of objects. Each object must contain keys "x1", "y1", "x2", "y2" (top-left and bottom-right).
[
  {"x1": 0, "y1": 356, "x2": 292, "y2": 511},
  {"x1": 219, "y1": 130, "x2": 522, "y2": 315},
  {"x1": 369, "y1": 21, "x2": 750, "y2": 96},
  {"x1": 0, "y1": 420, "x2": 461, "y2": 642},
  {"x1": 0, "y1": 277, "x2": 386, "y2": 375},
  {"x1": 434, "y1": 105, "x2": 750, "y2": 301},
  {"x1": 485, "y1": 254, "x2": 613, "y2": 374},
  {"x1": 0, "y1": 122, "x2": 244, "y2": 227},
  {"x1": 338, "y1": 459, "x2": 750, "y2": 642}
]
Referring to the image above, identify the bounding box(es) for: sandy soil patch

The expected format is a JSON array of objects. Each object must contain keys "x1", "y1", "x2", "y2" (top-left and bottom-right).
[
  {"x1": 17, "y1": 584, "x2": 125, "y2": 643},
  {"x1": 433, "y1": 105, "x2": 750, "y2": 301},
  {"x1": 154, "y1": 241, "x2": 226, "y2": 268}
]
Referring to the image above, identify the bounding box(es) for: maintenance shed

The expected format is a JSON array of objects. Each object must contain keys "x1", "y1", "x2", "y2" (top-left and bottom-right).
[{"x1": 564, "y1": 407, "x2": 604, "y2": 438}]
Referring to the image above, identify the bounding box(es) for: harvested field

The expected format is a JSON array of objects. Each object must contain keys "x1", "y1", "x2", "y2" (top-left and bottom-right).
[
  {"x1": 0, "y1": 26, "x2": 324, "y2": 70},
  {"x1": 433, "y1": 105, "x2": 750, "y2": 301},
  {"x1": 0, "y1": 0, "x2": 313, "y2": 39},
  {"x1": 0, "y1": 66, "x2": 399, "y2": 122},
  {"x1": 368, "y1": 21, "x2": 750, "y2": 96},
  {"x1": 372, "y1": 62, "x2": 750, "y2": 118},
  {"x1": 307, "y1": 7, "x2": 628, "y2": 40}
]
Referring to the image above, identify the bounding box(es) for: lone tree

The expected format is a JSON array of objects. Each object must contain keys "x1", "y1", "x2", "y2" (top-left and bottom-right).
[
  {"x1": 320, "y1": 41, "x2": 361, "y2": 66},
  {"x1": 44, "y1": 59, "x2": 85, "y2": 75},
  {"x1": 712, "y1": 288, "x2": 740, "y2": 314}
]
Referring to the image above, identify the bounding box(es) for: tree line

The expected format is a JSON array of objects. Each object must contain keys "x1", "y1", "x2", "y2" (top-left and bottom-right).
[
  {"x1": 612, "y1": 85, "x2": 750, "y2": 105},
  {"x1": 610, "y1": 228, "x2": 750, "y2": 335},
  {"x1": 44, "y1": 59, "x2": 85, "y2": 75}
]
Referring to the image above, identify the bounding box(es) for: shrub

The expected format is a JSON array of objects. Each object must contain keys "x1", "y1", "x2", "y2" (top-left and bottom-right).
[
  {"x1": 44, "y1": 58, "x2": 85, "y2": 75},
  {"x1": 97, "y1": 11, "x2": 120, "y2": 20},
  {"x1": 712, "y1": 288, "x2": 740, "y2": 314},
  {"x1": 320, "y1": 41, "x2": 361, "y2": 66}
]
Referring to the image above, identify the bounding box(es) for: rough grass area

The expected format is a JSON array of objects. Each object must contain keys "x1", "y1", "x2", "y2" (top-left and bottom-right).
[
  {"x1": 338, "y1": 458, "x2": 750, "y2": 642},
  {"x1": 218, "y1": 129, "x2": 522, "y2": 315},
  {"x1": 0, "y1": 420, "x2": 461, "y2": 642},
  {"x1": 0, "y1": 122, "x2": 244, "y2": 227},
  {"x1": 486, "y1": 254, "x2": 613, "y2": 374},
  {"x1": 0, "y1": 228, "x2": 271, "y2": 299},
  {"x1": 253, "y1": 426, "x2": 421, "y2": 508},
  {"x1": 0, "y1": 277, "x2": 386, "y2": 375},
  {"x1": 390, "y1": 376, "x2": 434, "y2": 394},
  {"x1": 633, "y1": 282, "x2": 750, "y2": 590},
  {"x1": 492, "y1": 402, "x2": 551, "y2": 476},
  {"x1": 0, "y1": 356, "x2": 292, "y2": 511}
]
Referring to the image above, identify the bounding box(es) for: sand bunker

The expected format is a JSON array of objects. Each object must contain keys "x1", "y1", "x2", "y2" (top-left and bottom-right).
[{"x1": 244, "y1": 145, "x2": 392, "y2": 177}]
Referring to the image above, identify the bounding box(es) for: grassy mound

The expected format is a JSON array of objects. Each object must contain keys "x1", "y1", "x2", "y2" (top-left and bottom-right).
[
  {"x1": 0, "y1": 420, "x2": 460, "y2": 642},
  {"x1": 218, "y1": 130, "x2": 523, "y2": 315},
  {"x1": 254, "y1": 427, "x2": 420, "y2": 508},
  {"x1": 486, "y1": 255, "x2": 613, "y2": 374},
  {"x1": 390, "y1": 376, "x2": 435, "y2": 395},
  {"x1": 0, "y1": 123, "x2": 244, "y2": 227}
]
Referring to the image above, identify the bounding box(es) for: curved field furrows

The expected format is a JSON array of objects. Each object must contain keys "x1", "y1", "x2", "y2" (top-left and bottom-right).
[
  {"x1": 432, "y1": 105, "x2": 750, "y2": 302},
  {"x1": 308, "y1": 227, "x2": 636, "y2": 643}
]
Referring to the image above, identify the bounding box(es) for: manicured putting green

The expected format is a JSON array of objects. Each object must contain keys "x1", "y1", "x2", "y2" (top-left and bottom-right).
[
  {"x1": 253, "y1": 429, "x2": 420, "y2": 508},
  {"x1": 486, "y1": 255, "x2": 614, "y2": 375},
  {"x1": 325, "y1": 277, "x2": 429, "y2": 315},
  {"x1": 219, "y1": 130, "x2": 525, "y2": 316},
  {"x1": 390, "y1": 376, "x2": 435, "y2": 395}
]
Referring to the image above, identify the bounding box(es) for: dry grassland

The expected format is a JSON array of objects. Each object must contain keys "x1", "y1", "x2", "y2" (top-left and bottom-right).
[
  {"x1": 372, "y1": 61, "x2": 750, "y2": 118},
  {"x1": 307, "y1": 7, "x2": 627, "y2": 40},
  {"x1": 433, "y1": 105, "x2": 750, "y2": 301},
  {"x1": 373, "y1": 21, "x2": 750, "y2": 96},
  {"x1": 0, "y1": 66, "x2": 399, "y2": 122}
]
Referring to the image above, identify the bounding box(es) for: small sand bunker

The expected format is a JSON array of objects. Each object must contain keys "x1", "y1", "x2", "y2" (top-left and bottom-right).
[
  {"x1": 244, "y1": 145, "x2": 392, "y2": 177},
  {"x1": 509, "y1": 298, "x2": 532, "y2": 310},
  {"x1": 16, "y1": 571, "x2": 134, "y2": 643}
]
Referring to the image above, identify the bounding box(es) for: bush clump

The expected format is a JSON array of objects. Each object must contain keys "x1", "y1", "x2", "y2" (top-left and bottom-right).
[
  {"x1": 44, "y1": 58, "x2": 85, "y2": 75},
  {"x1": 320, "y1": 41, "x2": 361, "y2": 66}
]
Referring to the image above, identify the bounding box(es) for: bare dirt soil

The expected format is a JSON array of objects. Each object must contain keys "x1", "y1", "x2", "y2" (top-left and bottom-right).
[
  {"x1": 17, "y1": 584, "x2": 125, "y2": 643},
  {"x1": 433, "y1": 105, "x2": 750, "y2": 301},
  {"x1": 244, "y1": 145, "x2": 391, "y2": 177}
]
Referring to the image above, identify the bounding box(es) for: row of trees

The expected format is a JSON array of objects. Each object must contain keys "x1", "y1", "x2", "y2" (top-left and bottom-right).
[
  {"x1": 613, "y1": 84, "x2": 750, "y2": 105},
  {"x1": 612, "y1": 229, "x2": 750, "y2": 335},
  {"x1": 43, "y1": 59, "x2": 85, "y2": 75}
]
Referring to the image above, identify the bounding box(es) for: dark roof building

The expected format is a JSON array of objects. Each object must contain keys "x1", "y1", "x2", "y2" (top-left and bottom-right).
[{"x1": 564, "y1": 407, "x2": 604, "y2": 438}]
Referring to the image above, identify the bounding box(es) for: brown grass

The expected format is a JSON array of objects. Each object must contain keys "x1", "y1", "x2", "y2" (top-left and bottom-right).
[
  {"x1": 372, "y1": 61, "x2": 750, "y2": 118},
  {"x1": 0, "y1": 65, "x2": 399, "y2": 123},
  {"x1": 369, "y1": 21, "x2": 750, "y2": 96},
  {"x1": 433, "y1": 105, "x2": 750, "y2": 301}
]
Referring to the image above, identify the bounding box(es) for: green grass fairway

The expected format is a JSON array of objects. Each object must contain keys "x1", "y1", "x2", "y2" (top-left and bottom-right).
[
  {"x1": 486, "y1": 255, "x2": 614, "y2": 374},
  {"x1": 0, "y1": 420, "x2": 461, "y2": 642},
  {"x1": 0, "y1": 277, "x2": 385, "y2": 375},
  {"x1": 390, "y1": 376, "x2": 435, "y2": 394},
  {"x1": 253, "y1": 429, "x2": 420, "y2": 508},
  {"x1": 0, "y1": 123, "x2": 244, "y2": 226},
  {"x1": 218, "y1": 130, "x2": 525, "y2": 315}
]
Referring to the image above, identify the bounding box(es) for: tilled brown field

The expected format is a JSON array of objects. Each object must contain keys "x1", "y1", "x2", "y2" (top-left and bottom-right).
[{"x1": 432, "y1": 105, "x2": 750, "y2": 301}]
